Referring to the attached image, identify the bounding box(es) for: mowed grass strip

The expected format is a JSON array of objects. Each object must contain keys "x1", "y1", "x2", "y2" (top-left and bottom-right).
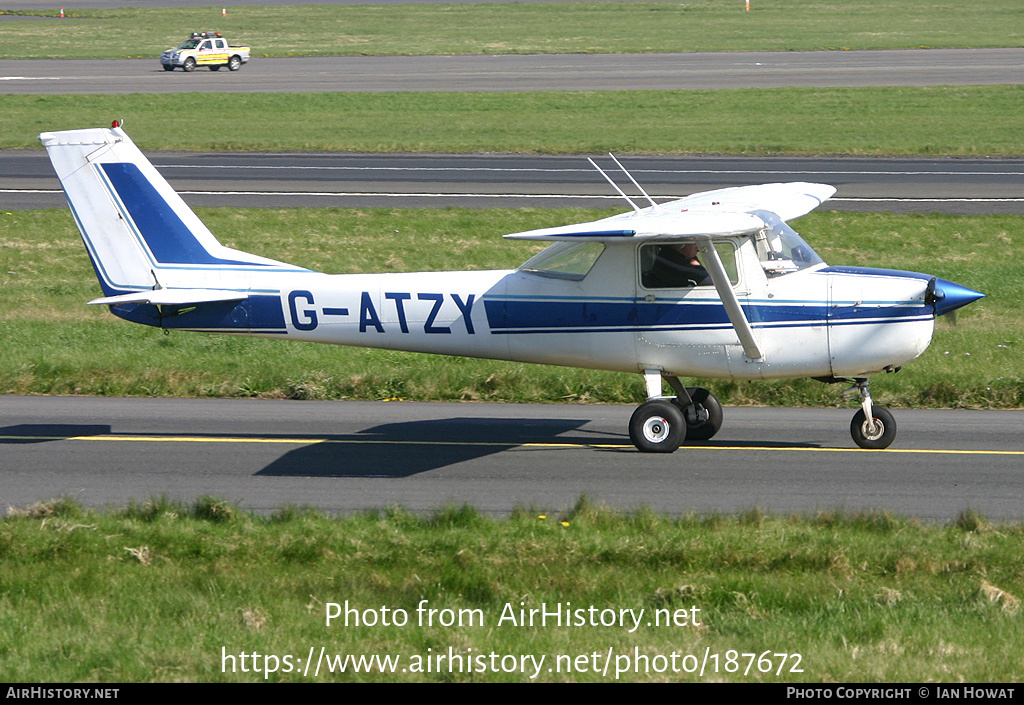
[
  {"x1": 5, "y1": 86, "x2": 1024, "y2": 154},
  {"x1": 1, "y1": 497, "x2": 1022, "y2": 682},
  {"x1": 0, "y1": 208, "x2": 1019, "y2": 408},
  {"x1": 1, "y1": 0, "x2": 1021, "y2": 59}
]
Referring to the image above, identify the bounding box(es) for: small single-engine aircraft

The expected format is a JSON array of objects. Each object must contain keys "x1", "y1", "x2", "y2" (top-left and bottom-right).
[{"x1": 40, "y1": 125, "x2": 984, "y2": 452}]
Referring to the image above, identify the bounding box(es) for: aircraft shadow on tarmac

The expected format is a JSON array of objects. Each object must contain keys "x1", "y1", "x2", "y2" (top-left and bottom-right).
[
  {"x1": 254, "y1": 417, "x2": 828, "y2": 477},
  {"x1": 0, "y1": 424, "x2": 112, "y2": 444},
  {"x1": 0, "y1": 420, "x2": 825, "y2": 478},
  {"x1": 256, "y1": 416, "x2": 605, "y2": 477}
]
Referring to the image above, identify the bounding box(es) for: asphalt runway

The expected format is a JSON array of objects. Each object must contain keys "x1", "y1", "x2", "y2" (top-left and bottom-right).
[
  {"x1": 5, "y1": 151, "x2": 1024, "y2": 213},
  {"x1": 3, "y1": 48, "x2": 1022, "y2": 95},
  {"x1": 3, "y1": 396, "x2": 1022, "y2": 521}
]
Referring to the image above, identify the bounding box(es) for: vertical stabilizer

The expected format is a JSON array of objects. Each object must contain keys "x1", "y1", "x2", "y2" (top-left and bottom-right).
[
  {"x1": 40, "y1": 127, "x2": 154, "y2": 295},
  {"x1": 39, "y1": 125, "x2": 301, "y2": 298}
]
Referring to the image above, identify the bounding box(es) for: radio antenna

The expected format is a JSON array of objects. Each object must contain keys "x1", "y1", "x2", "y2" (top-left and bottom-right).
[
  {"x1": 608, "y1": 153, "x2": 658, "y2": 210},
  {"x1": 587, "y1": 157, "x2": 640, "y2": 213}
]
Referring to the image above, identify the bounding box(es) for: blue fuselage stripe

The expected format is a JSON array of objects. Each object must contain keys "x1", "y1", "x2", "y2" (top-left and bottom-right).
[{"x1": 483, "y1": 299, "x2": 927, "y2": 333}]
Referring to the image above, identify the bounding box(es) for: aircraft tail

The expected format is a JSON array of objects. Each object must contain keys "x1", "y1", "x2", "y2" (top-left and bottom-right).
[{"x1": 39, "y1": 125, "x2": 303, "y2": 301}]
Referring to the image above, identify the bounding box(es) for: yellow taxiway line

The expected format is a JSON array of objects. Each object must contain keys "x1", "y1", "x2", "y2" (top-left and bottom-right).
[{"x1": 2, "y1": 434, "x2": 1022, "y2": 456}]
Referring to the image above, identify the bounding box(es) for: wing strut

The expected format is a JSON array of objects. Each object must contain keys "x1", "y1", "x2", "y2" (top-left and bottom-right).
[{"x1": 696, "y1": 240, "x2": 763, "y2": 360}]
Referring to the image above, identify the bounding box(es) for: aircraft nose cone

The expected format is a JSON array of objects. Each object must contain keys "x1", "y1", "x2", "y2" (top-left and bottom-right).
[{"x1": 928, "y1": 277, "x2": 984, "y2": 316}]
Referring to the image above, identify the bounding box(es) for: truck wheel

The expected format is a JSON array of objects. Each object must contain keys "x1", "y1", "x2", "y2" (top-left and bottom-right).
[
  {"x1": 228, "y1": 55, "x2": 242, "y2": 71},
  {"x1": 182, "y1": 57, "x2": 196, "y2": 72},
  {"x1": 163, "y1": 65, "x2": 174, "y2": 71},
  {"x1": 209, "y1": 65, "x2": 220, "y2": 71}
]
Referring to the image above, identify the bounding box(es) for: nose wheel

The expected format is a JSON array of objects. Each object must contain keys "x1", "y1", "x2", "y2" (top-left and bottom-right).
[
  {"x1": 851, "y1": 406, "x2": 896, "y2": 449},
  {"x1": 844, "y1": 378, "x2": 897, "y2": 449}
]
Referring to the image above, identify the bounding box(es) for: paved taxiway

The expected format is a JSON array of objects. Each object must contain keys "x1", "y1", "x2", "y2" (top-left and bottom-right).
[
  {"x1": 5, "y1": 151, "x2": 1023, "y2": 213},
  {"x1": 3, "y1": 396, "x2": 1022, "y2": 520},
  {"x1": 3, "y1": 48, "x2": 1023, "y2": 95}
]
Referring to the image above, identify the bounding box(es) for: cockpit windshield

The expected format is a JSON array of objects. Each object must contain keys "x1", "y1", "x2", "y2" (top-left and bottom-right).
[{"x1": 750, "y1": 210, "x2": 825, "y2": 277}]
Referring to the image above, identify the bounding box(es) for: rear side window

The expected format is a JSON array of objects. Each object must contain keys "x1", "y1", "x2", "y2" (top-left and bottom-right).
[{"x1": 519, "y1": 241, "x2": 606, "y2": 281}]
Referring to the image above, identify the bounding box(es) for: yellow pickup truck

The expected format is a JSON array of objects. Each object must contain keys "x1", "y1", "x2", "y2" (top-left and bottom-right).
[{"x1": 160, "y1": 32, "x2": 251, "y2": 72}]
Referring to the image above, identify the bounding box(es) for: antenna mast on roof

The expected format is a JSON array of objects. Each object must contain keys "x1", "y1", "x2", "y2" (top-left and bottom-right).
[
  {"x1": 588, "y1": 157, "x2": 640, "y2": 213},
  {"x1": 587, "y1": 155, "x2": 658, "y2": 213},
  {"x1": 607, "y1": 153, "x2": 658, "y2": 210}
]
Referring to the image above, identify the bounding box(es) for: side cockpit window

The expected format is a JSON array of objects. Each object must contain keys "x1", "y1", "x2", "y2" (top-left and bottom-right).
[{"x1": 640, "y1": 241, "x2": 737, "y2": 289}]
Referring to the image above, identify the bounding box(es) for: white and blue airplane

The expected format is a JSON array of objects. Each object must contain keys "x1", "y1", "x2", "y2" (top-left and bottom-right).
[{"x1": 40, "y1": 124, "x2": 984, "y2": 452}]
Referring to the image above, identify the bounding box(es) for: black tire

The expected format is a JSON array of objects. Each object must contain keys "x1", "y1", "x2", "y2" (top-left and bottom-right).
[
  {"x1": 182, "y1": 57, "x2": 196, "y2": 72},
  {"x1": 228, "y1": 55, "x2": 242, "y2": 71},
  {"x1": 162, "y1": 65, "x2": 174, "y2": 71},
  {"x1": 850, "y1": 406, "x2": 897, "y2": 449},
  {"x1": 677, "y1": 387, "x2": 723, "y2": 441},
  {"x1": 209, "y1": 65, "x2": 220, "y2": 71},
  {"x1": 629, "y1": 400, "x2": 685, "y2": 453}
]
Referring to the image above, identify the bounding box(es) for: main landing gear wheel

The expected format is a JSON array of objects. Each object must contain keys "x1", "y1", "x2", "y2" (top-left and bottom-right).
[
  {"x1": 850, "y1": 406, "x2": 897, "y2": 449},
  {"x1": 629, "y1": 400, "x2": 685, "y2": 453},
  {"x1": 677, "y1": 387, "x2": 723, "y2": 441}
]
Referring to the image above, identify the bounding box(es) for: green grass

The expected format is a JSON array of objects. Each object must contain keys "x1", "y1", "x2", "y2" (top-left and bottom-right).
[
  {"x1": 1, "y1": 497, "x2": 1022, "y2": 682},
  {"x1": 1, "y1": 208, "x2": 1019, "y2": 408},
  {"x1": 1, "y1": 0, "x2": 1021, "y2": 59},
  {"x1": 7, "y1": 85, "x2": 1024, "y2": 155}
]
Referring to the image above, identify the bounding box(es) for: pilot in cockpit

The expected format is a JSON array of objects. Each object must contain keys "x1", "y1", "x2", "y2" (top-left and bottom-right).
[{"x1": 642, "y1": 243, "x2": 712, "y2": 288}]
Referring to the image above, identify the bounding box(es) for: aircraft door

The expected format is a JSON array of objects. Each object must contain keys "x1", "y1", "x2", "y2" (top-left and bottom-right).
[{"x1": 634, "y1": 240, "x2": 741, "y2": 378}]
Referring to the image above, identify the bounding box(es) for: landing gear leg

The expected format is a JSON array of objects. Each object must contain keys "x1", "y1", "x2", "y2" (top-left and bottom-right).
[
  {"x1": 845, "y1": 378, "x2": 897, "y2": 449},
  {"x1": 666, "y1": 376, "x2": 723, "y2": 441}
]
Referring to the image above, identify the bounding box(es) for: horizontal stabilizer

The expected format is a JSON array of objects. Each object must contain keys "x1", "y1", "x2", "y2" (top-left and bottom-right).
[{"x1": 88, "y1": 289, "x2": 249, "y2": 306}]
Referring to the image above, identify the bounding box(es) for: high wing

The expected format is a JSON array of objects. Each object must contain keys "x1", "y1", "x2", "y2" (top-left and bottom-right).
[
  {"x1": 656, "y1": 181, "x2": 837, "y2": 222},
  {"x1": 504, "y1": 182, "x2": 836, "y2": 241},
  {"x1": 503, "y1": 210, "x2": 764, "y2": 241}
]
